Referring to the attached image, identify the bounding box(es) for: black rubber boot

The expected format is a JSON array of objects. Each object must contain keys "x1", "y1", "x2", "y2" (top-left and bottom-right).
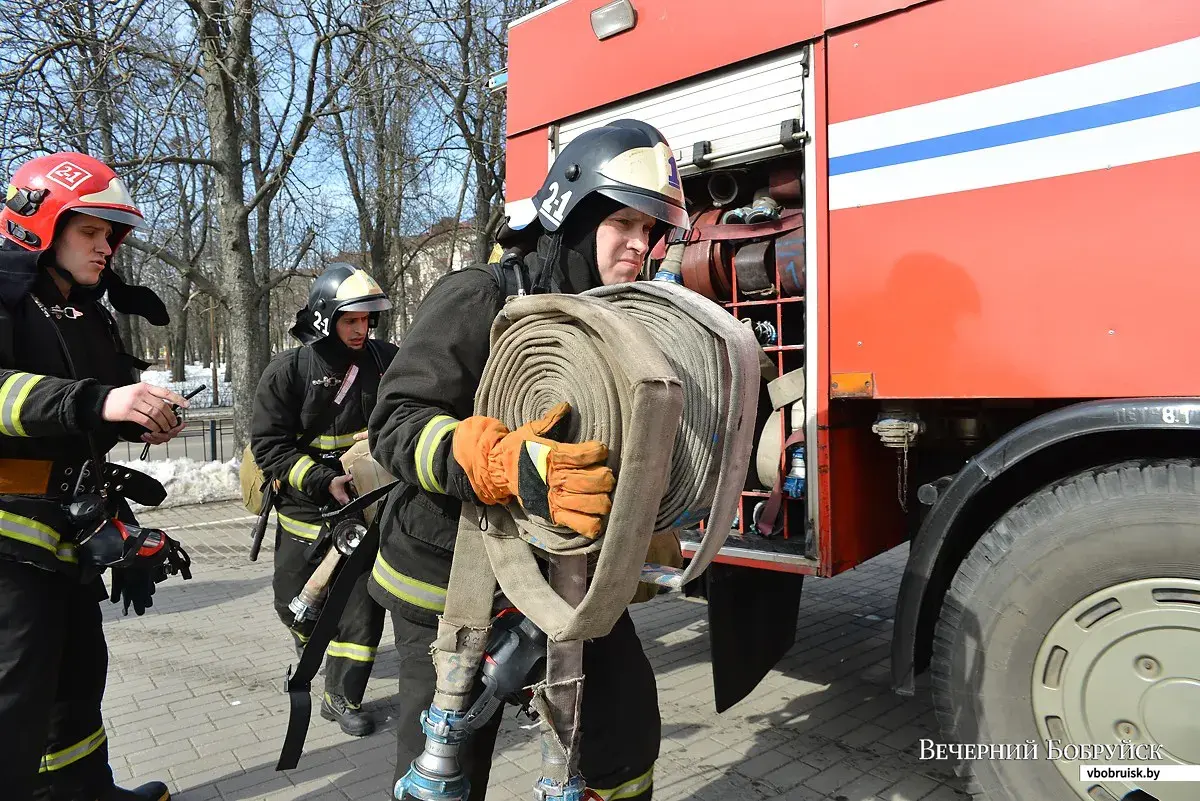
[
  {"x1": 321, "y1": 692, "x2": 375, "y2": 736},
  {"x1": 104, "y1": 781, "x2": 171, "y2": 801}
]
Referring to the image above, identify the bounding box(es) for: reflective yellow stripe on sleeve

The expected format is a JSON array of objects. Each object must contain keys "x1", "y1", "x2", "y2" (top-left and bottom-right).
[
  {"x1": 592, "y1": 766, "x2": 654, "y2": 800},
  {"x1": 39, "y1": 726, "x2": 107, "y2": 773},
  {"x1": 0, "y1": 510, "x2": 76, "y2": 563},
  {"x1": 371, "y1": 552, "x2": 447, "y2": 612},
  {"x1": 288, "y1": 455, "x2": 318, "y2": 490},
  {"x1": 0, "y1": 372, "x2": 45, "y2": 437},
  {"x1": 311, "y1": 429, "x2": 366, "y2": 451},
  {"x1": 278, "y1": 512, "x2": 322, "y2": 541},
  {"x1": 326, "y1": 641, "x2": 377, "y2": 662},
  {"x1": 414, "y1": 415, "x2": 459, "y2": 494}
]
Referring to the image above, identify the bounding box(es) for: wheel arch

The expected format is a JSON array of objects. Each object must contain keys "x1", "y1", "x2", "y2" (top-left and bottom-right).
[{"x1": 891, "y1": 397, "x2": 1200, "y2": 695}]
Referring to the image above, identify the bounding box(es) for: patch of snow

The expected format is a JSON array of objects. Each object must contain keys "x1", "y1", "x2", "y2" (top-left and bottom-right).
[
  {"x1": 114, "y1": 456, "x2": 242, "y2": 513},
  {"x1": 139, "y1": 363, "x2": 233, "y2": 409}
]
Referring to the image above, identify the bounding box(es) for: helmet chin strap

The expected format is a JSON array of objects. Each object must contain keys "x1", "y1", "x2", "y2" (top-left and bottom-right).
[
  {"x1": 533, "y1": 233, "x2": 563, "y2": 294},
  {"x1": 47, "y1": 262, "x2": 106, "y2": 301}
]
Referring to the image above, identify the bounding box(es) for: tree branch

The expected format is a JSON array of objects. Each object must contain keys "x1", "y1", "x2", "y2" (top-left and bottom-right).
[
  {"x1": 109, "y1": 154, "x2": 224, "y2": 170},
  {"x1": 125, "y1": 234, "x2": 224, "y2": 302}
]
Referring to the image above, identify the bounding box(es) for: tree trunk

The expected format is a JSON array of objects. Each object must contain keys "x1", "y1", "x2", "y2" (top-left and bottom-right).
[
  {"x1": 202, "y1": 307, "x2": 212, "y2": 368},
  {"x1": 390, "y1": 237, "x2": 409, "y2": 339},
  {"x1": 369, "y1": 245, "x2": 393, "y2": 341},
  {"x1": 170, "y1": 276, "x2": 192, "y2": 381},
  {"x1": 195, "y1": 0, "x2": 265, "y2": 446},
  {"x1": 223, "y1": 331, "x2": 233, "y2": 384},
  {"x1": 129, "y1": 314, "x2": 144, "y2": 363},
  {"x1": 472, "y1": 158, "x2": 495, "y2": 266},
  {"x1": 248, "y1": 54, "x2": 274, "y2": 362}
]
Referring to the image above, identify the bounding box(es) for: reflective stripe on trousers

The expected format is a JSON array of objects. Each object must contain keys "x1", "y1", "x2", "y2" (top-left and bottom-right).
[
  {"x1": 39, "y1": 726, "x2": 106, "y2": 773},
  {"x1": 326, "y1": 641, "x2": 377, "y2": 662},
  {"x1": 278, "y1": 512, "x2": 322, "y2": 541},
  {"x1": 593, "y1": 765, "x2": 654, "y2": 800},
  {"x1": 0, "y1": 510, "x2": 78, "y2": 563},
  {"x1": 371, "y1": 552, "x2": 447, "y2": 613},
  {"x1": 414, "y1": 415, "x2": 458, "y2": 494}
]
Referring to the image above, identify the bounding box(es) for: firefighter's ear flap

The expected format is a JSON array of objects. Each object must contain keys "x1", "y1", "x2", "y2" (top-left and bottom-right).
[
  {"x1": 289, "y1": 305, "x2": 321, "y2": 346},
  {"x1": 0, "y1": 246, "x2": 39, "y2": 308},
  {"x1": 104, "y1": 270, "x2": 170, "y2": 326}
]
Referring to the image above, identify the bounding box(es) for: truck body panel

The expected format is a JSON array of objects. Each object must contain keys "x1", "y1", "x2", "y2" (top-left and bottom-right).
[
  {"x1": 827, "y1": 0, "x2": 1200, "y2": 398},
  {"x1": 502, "y1": 0, "x2": 1200, "y2": 577},
  {"x1": 506, "y1": 0, "x2": 822, "y2": 136},
  {"x1": 501, "y1": 4, "x2": 1200, "y2": 793}
]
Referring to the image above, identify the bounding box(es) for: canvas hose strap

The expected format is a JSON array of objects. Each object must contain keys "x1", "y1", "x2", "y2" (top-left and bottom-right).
[
  {"x1": 275, "y1": 448, "x2": 398, "y2": 771},
  {"x1": 432, "y1": 284, "x2": 760, "y2": 788},
  {"x1": 754, "y1": 369, "x2": 807, "y2": 536},
  {"x1": 276, "y1": 509, "x2": 380, "y2": 770}
]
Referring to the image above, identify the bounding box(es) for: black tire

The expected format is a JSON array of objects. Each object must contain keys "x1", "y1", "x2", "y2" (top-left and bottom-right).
[{"x1": 931, "y1": 459, "x2": 1200, "y2": 801}]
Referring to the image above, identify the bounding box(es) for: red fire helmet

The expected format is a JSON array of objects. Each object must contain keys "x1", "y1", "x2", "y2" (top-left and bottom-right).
[{"x1": 1, "y1": 151, "x2": 144, "y2": 252}]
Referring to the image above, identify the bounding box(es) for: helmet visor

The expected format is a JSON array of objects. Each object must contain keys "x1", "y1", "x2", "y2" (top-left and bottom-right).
[
  {"x1": 597, "y1": 187, "x2": 690, "y2": 231},
  {"x1": 76, "y1": 207, "x2": 144, "y2": 230},
  {"x1": 77, "y1": 177, "x2": 143, "y2": 230},
  {"x1": 339, "y1": 296, "x2": 392, "y2": 313}
]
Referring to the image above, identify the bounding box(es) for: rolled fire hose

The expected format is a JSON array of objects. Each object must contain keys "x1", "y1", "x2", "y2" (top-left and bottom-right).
[
  {"x1": 340, "y1": 439, "x2": 395, "y2": 528},
  {"x1": 424, "y1": 284, "x2": 760, "y2": 797},
  {"x1": 756, "y1": 369, "x2": 806, "y2": 489},
  {"x1": 585, "y1": 281, "x2": 761, "y2": 586}
]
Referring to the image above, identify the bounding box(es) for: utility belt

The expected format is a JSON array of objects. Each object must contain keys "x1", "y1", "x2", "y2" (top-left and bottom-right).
[
  {"x1": 0, "y1": 458, "x2": 88, "y2": 498},
  {"x1": 0, "y1": 459, "x2": 185, "y2": 581},
  {"x1": 0, "y1": 458, "x2": 166, "y2": 504}
]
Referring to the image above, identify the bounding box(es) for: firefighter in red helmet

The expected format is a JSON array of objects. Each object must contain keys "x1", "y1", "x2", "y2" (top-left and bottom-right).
[{"x1": 0, "y1": 152, "x2": 193, "y2": 801}]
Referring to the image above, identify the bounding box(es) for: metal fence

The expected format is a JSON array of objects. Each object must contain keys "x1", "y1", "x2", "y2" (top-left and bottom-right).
[
  {"x1": 150, "y1": 382, "x2": 235, "y2": 410},
  {"x1": 108, "y1": 415, "x2": 237, "y2": 463}
]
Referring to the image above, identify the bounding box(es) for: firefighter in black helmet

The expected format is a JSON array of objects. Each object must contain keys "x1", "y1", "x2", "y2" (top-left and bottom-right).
[
  {"x1": 250, "y1": 263, "x2": 398, "y2": 736},
  {"x1": 368, "y1": 119, "x2": 688, "y2": 800}
]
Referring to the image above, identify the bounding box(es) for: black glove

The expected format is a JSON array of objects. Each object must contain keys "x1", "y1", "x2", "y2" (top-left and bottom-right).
[
  {"x1": 109, "y1": 564, "x2": 157, "y2": 616},
  {"x1": 164, "y1": 537, "x2": 192, "y2": 580}
]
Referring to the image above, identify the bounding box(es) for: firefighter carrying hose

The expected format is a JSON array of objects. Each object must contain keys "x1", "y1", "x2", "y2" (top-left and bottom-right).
[
  {"x1": 250, "y1": 264, "x2": 398, "y2": 736},
  {"x1": 368, "y1": 119, "x2": 689, "y2": 800},
  {"x1": 0, "y1": 152, "x2": 193, "y2": 801}
]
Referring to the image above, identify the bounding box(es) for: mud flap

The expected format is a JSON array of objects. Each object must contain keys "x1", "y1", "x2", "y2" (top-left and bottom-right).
[{"x1": 704, "y1": 562, "x2": 804, "y2": 713}]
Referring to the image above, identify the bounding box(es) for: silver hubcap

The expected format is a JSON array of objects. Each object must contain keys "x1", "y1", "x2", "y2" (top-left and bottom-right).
[{"x1": 1032, "y1": 578, "x2": 1200, "y2": 801}]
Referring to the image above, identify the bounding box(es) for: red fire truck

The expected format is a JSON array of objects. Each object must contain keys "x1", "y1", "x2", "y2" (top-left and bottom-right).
[{"x1": 499, "y1": 1, "x2": 1200, "y2": 799}]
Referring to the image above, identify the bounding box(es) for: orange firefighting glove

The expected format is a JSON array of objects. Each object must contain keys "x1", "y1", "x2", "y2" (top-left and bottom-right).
[{"x1": 452, "y1": 402, "x2": 615, "y2": 539}]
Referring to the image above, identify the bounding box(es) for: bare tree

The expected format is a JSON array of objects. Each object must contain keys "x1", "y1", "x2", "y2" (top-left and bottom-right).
[
  {"x1": 409, "y1": 0, "x2": 537, "y2": 264},
  {"x1": 0, "y1": 0, "x2": 535, "y2": 440}
]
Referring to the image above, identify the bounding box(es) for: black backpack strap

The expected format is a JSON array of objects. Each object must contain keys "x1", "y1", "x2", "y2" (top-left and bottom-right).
[
  {"x1": 485, "y1": 249, "x2": 532, "y2": 300},
  {"x1": 366, "y1": 338, "x2": 386, "y2": 375},
  {"x1": 489, "y1": 261, "x2": 506, "y2": 292}
]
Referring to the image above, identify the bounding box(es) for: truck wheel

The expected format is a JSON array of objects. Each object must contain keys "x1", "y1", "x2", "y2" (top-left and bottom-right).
[{"x1": 931, "y1": 460, "x2": 1200, "y2": 801}]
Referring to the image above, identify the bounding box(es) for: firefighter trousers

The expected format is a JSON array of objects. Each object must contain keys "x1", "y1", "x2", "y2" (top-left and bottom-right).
[
  {"x1": 272, "y1": 529, "x2": 385, "y2": 705},
  {"x1": 0, "y1": 558, "x2": 114, "y2": 801},
  {"x1": 391, "y1": 609, "x2": 659, "y2": 801}
]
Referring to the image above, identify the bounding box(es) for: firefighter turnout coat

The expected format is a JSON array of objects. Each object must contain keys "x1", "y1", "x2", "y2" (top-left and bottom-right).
[
  {"x1": 250, "y1": 337, "x2": 397, "y2": 540},
  {"x1": 0, "y1": 246, "x2": 152, "y2": 573},
  {"x1": 0, "y1": 243, "x2": 171, "y2": 800}
]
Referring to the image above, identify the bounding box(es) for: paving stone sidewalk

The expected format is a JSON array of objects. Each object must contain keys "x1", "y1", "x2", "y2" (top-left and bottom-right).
[{"x1": 100, "y1": 501, "x2": 969, "y2": 801}]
